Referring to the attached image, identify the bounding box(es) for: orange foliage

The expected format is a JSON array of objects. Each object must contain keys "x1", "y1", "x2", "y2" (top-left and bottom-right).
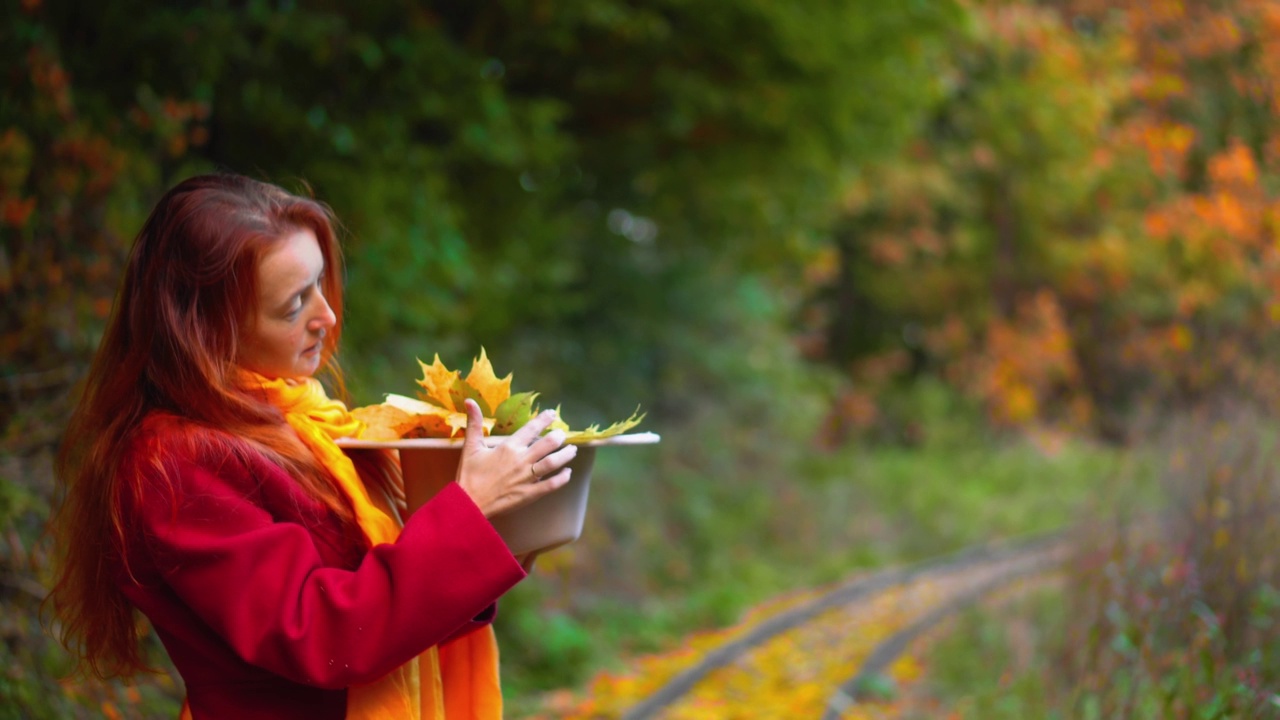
[
  {"x1": 976, "y1": 291, "x2": 1092, "y2": 428},
  {"x1": 1, "y1": 6, "x2": 211, "y2": 398},
  {"x1": 811, "y1": 0, "x2": 1280, "y2": 435},
  {"x1": 1125, "y1": 120, "x2": 1195, "y2": 180},
  {"x1": 1208, "y1": 139, "x2": 1259, "y2": 189}
]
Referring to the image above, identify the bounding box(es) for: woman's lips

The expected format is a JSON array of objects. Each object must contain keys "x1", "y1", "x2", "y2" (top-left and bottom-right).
[{"x1": 303, "y1": 331, "x2": 326, "y2": 356}]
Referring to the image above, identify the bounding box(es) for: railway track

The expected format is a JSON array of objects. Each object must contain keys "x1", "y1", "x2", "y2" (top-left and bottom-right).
[{"x1": 552, "y1": 533, "x2": 1069, "y2": 719}]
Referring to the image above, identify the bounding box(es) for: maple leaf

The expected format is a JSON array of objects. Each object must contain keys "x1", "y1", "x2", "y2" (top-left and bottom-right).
[
  {"x1": 356, "y1": 350, "x2": 643, "y2": 441},
  {"x1": 465, "y1": 347, "x2": 513, "y2": 414},
  {"x1": 384, "y1": 392, "x2": 444, "y2": 416},
  {"x1": 449, "y1": 375, "x2": 491, "y2": 416},
  {"x1": 384, "y1": 393, "x2": 491, "y2": 438},
  {"x1": 562, "y1": 408, "x2": 646, "y2": 443},
  {"x1": 415, "y1": 355, "x2": 460, "y2": 410},
  {"x1": 351, "y1": 404, "x2": 413, "y2": 441},
  {"x1": 493, "y1": 391, "x2": 539, "y2": 435},
  {"x1": 549, "y1": 405, "x2": 569, "y2": 433},
  {"x1": 395, "y1": 413, "x2": 457, "y2": 438}
]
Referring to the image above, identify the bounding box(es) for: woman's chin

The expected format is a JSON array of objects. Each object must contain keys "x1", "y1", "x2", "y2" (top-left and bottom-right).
[{"x1": 296, "y1": 353, "x2": 323, "y2": 376}]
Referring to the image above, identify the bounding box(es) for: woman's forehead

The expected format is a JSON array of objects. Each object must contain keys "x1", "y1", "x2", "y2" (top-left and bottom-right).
[{"x1": 258, "y1": 229, "x2": 324, "y2": 299}]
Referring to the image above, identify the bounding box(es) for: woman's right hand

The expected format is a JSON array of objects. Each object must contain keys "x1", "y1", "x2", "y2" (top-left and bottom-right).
[{"x1": 455, "y1": 399, "x2": 578, "y2": 518}]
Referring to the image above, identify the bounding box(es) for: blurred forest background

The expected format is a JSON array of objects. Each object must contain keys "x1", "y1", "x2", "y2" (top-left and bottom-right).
[{"x1": 4, "y1": 0, "x2": 1280, "y2": 717}]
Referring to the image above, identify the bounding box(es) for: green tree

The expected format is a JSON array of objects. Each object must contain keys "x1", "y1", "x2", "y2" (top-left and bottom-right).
[
  {"x1": 4, "y1": 0, "x2": 965, "y2": 708},
  {"x1": 21, "y1": 1, "x2": 958, "y2": 408}
]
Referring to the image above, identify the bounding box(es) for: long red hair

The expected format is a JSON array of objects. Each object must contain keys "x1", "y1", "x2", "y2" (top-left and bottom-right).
[{"x1": 48, "y1": 173, "x2": 398, "y2": 678}]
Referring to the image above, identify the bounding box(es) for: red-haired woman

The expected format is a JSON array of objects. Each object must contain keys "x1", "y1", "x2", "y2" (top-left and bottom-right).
[{"x1": 48, "y1": 174, "x2": 575, "y2": 719}]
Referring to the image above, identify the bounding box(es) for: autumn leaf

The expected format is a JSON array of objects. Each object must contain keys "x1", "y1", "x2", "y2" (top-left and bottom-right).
[
  {"x1": 447, "y1": 375, "x2": 493, "y2": 416},
  {"x1": 415, "y1": 355, "x2": 460, "y2": 410},
  {"x1": 493, "y1": 391, "x2": 539, "y2": 435},
  {"x1": 351, "y1": 404, "x2": 413, "y2": 441},
  {"x1": 358, "y1": 351, "x2": 643, "y2": 441},
  {"x1": 465, "y1": 346, "x2": 513, "y2": 414},
  {"x1": 380, "y1": 392, "x2": 492, "y2": 438},
  {"x1": 549, "y1": 407, "x2": 569, "y2": 434},
  {"x1": 384, "y1": 393, "x2": 441, "y2": 416},
  {"x1": 395, "y1": 412, "x2": 458, "y2": 439},
  {"x1": 562, "y1": 408, "x2": 646, "y2": 443}
]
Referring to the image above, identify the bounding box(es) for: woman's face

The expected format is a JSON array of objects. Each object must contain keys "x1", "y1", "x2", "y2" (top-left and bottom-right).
[{"x1": 237, "y1": 228, "x2": 336, "y2": 379}]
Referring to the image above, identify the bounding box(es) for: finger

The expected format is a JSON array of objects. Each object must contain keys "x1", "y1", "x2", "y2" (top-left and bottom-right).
[
  {"x1": 531, "y1": 443, "x2": 577, "y2": 478},
  {"x1": 510, "y1": 409, "x2": 557, "y2": 446},
  {"x1": 534, "y1": 467, "x2": 572, "y2": 492},
  {"x1": 528, "y1": 428, "x2": 568, "y2": 458},
  {"x1": 461, "y1": 399, "x2": 486, "y2": 452}
]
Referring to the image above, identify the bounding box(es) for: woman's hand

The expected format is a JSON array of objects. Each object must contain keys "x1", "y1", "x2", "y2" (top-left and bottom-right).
[{"x1": 455, "y1": 399, "x2": 577, "y2": 518}]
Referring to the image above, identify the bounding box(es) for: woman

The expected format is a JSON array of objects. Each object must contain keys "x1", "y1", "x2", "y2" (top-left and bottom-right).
[{"x1": 48, "y1": 173, "x2": 574, "y2": 718}]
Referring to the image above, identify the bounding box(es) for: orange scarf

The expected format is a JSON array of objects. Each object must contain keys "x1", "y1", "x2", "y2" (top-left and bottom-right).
[{"x1": 179, "y1": 372, "x2": 503, "y2": 719}]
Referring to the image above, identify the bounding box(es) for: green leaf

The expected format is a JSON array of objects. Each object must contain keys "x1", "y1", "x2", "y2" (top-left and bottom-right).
[
  {"x1": 494, "y1": 391, "x2": 539, "y2": 435},
  {"x1": 449, "y1": 375, "x2": 491, "y2": 416}
]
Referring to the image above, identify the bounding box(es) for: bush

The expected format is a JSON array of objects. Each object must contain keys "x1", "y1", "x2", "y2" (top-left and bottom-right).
[
  {"x1": 1056, "y1": 405, "x2": 1280, "y2": 717},
  {"x1": 927, "y1": 402, "x2": 1280, "y2": 718}
]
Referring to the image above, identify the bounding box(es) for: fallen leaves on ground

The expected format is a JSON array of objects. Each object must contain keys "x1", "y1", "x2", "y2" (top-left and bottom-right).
[{"x1": 525, "y1": 558, "x2": 1046, "y2": 719}]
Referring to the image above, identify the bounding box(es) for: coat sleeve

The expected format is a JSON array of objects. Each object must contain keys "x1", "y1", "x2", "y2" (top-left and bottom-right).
[{"x1": 129, "y1": 453, "x2": 526, "y2": 689}]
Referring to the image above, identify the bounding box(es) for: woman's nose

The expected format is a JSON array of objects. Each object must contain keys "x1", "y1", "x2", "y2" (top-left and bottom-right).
[{"x1": 310, "y1": 294, "x2": 337, "y2": 330}]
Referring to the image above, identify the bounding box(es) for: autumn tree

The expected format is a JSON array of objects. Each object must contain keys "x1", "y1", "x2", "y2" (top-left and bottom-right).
[
  {"x1": 806, "y1": 1, "x2": 1128, "y2": 440},
  {"x1": 808, "y1": 0, "x2": 1280, "y2": 441}
]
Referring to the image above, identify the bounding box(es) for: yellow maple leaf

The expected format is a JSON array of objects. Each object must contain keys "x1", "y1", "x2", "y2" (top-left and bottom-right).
[
  {"x1": 562, "y1": 408, "x2": 646, "y2": 443},
  {"x1": 360, "y1": 350, "x2": 643, "y2": 442},
  {"x1": 396, "y1": 412, "x2": 459, "y2": 439},
  {"x1": 465, "y1": 347, "x2": 513, "y2": 414},
  {"x1": 384, "y1": 393, "x2": 492, "y2": 438},
  {"x1": 351, "y1": 404, "x2": 413, "y2": 441},
  {"x1": 415, "y1": 354, "x2": 460, "y2": 411}
]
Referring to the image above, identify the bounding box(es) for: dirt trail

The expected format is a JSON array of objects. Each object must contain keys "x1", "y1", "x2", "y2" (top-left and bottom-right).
[{"x1": 541, "y1": 536, "x2": 1067, "y2": 720}]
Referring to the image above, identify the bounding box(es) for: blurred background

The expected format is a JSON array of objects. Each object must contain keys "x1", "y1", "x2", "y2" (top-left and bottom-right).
[{"x1": 5, "y1": 0, "x2": 1280, "y2": 717}]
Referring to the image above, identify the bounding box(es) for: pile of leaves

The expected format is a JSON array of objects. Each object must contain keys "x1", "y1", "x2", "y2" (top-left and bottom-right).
[{"x1": 351, "y1": 349, "x2": 643, "y2": 443}]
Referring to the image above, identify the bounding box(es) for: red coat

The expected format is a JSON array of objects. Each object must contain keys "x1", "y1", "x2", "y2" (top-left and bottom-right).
[{"x1": 115, "y1": 420, "x2": 526, "y2": 719}]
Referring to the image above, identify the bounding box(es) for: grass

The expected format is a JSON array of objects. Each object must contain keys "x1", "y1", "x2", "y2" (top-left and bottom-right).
[
  {"x1": 825, "y1": 428, "x2": 1133, "y2": 559},
  {"x1": 923, "y1": 587, "x2": 1069, "y2": 719},
  {"x1": 925, "y1": 582, "x2": 1280, "y2": 719}
]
